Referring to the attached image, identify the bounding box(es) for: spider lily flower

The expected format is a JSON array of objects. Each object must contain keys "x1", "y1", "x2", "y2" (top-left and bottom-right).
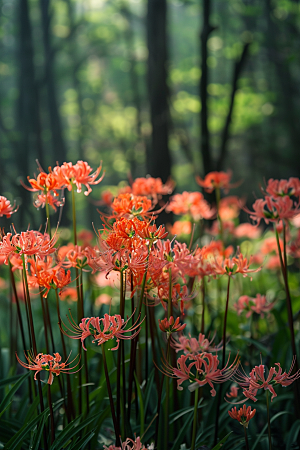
[
  {"x1": 226, "y1": 384, "x2": 239, "y2": 398},
  {"x1": 16, "y1": 351, "x2": 80, "y2": 385},
  {"x1": 158, "y1": 316, "x2": 186, "y2": 337},
  {"x1": 211, "y1": 249, "x2": 261, "y2": 280},
  {"x1": 265, "y1": 177, "x2": 300, "y2": 198},
  {"x1": 196, "y1": 170, "x2": 240, "y2": 194},
  {"x1": 62, "y1": 311, "x2": 144, "y2": 351},
  {"x1": 131, "y1": 176, "x2": 174, "y2": 201},
  {"x1": 0, "y1": 228, "x2": 58, "y2": 264},
  {"x1": 162, "y1": 352, "x2": 239, "y2": 396},
  {"x1": 171, "y1": 332, "x2": 223, "y2": 355},
  {"x1": 166, "y1": 191, "x2": 215, "y2": 221},
  {"x1": 235, "y1": 357, "x2": 300, "y2": 402},
  {"x1": 0, "y1": 196, "x2": 18, "y2": 218},
  {"x1": 108, "y1": 193, "x2": 165, "y2": 220},
  {"x1": 244, "y1": 195, "x2": 300, "y2": 226},
  {"x1": 52, "y1": 160, "x2": 104, "y2": 196},
  {"x1": 103, "y1": 436, "x2": 151, "y2": 450},
  {"x1": 228, "y1": 404, "x2": 256, "y2": 428}
]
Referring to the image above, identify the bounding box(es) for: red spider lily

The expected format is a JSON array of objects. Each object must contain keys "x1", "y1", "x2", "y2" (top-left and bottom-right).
[
  {"x1": 234, "y1": 294, "x2": 274, "y2": 318},
  {"x1": 171, "y1": 332, "x2": 223, "y2": 355},
  {"x1": 35, "y1": 266, "x2": 72, "y2": 298},
  {"x1": 21, "y1": 170, "x2": 61, "y2": 195},
  {"x1": 235, "y1": 357, "x2": 300, "y2": 402},
  {"x1": 110, "y1": 193, "x2": 155, "y2": 219},
  {"x1": 16, "y1": 351, "x2": 80, "y2": 385},
  {"x1": 162, "y1": 352, "x2": 239, "y2": 396},
  {"x1": 62, "y1": 311, "x2": 144, "y2": 351},
  {"x1": 168, "y1": 220, "x2": 192, "y2": 237},
  {"x1": 244, "y1": 195, "x2": 300, "y2": 226},
  {"x1": 52, "y1": 160, "x2": 104, "y2": 195},
  {"x1": 103, "y1": 436, "x2": 148, "y2": 450},
  {"x1": 166, "y1": 191, "x2": 215, "y2": 221},
  {"x1": 88, "y1": 239, "x2": 149, "y2": 278},
  {"x1": 234, "y1": 223, "x2": 262, "y2": 239},
  {"x1": 0, "y1": 196, "x2": 18, "y2": 218},
  {"x1": 132, "y1": 176, "x2": 174, "y2": 201},
  {"x1": 265, "y1": 177, "x2": 300, "y2": 198},
  {"x1": 228, "y1": 405, "x2": 256, "y2": 428},
  {"x1": 34, "y1": 191, "x2": 65, "y2": 212},
  {"x1": 158, "y1": 316, "x2": 186, "y2": 336},
  {"x1": 211, "y1": 249, "x2": 261, "y2": 280},
  {"x1": 104, "y1": 217, "x2": 147, "y2": 251},
  {"x1": 219, "y1": 196, "x2": 243, "y2": 221},
  {"x1": 226, "y1": 384, "x2": 239, "y2": 398},
  {"x1": 135, "y1": 222, "x2": 168, "y2": 244},
  {"x1": 0, "y1": 228, "x2": 57, "y2": 264},
  {"x1": 58, "y1": 244, "x2": 89, "y2": 270},
  {"x1": 196, "y1": 170, "x2": 239, "y2": 194}
]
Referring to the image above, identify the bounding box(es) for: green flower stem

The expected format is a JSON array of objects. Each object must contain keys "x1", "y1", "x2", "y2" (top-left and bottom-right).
[
  {"x1": 213, "y1": 275, "x2": 231, "y2": 446},
  {"x1": 45, "y1": 196, "x2": 52, "y2": 239},
  {"x1": 201, "y1": 277, "x2": 205, "y2": 334},
  {"x1": 244, "y1": 426, "x2": 250, "y2": 450},
  {"x1": 21, "y1": 255, "x2": 47, "y2": 450},
  {"x1": 117, "y1": 272, "x2": 125, "y2": 439},
  {"x1": 102, "y1": 343, "x2": 121, "y2": 446},
  {"x1": 274, "y1": 226, "x2": 298, "y2": 360},
  {"x1": 191, "y1": 387, "x2": 199, "y2": 450},
  {"x1": 266, "y1": 390, "x2": 272, "y2": 450},
  {"x1": 48, "y1": 384, "x2": 55, "y2": 444},
  {"x1": 215, "y1": 186, "x2": 224, "y2": 242},
  {"x1": 55, "y1": 289, "x2": 76, "y2": 421}
]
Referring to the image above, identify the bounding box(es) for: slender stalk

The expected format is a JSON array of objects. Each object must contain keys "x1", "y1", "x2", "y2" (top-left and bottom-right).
[
  {"x1": 215, "y1": 186, "x2": 223, "y2": 242},
  {"x1": 71, "y1": 185, "x2": 83, "y2": 415},
  {"x1": 191, "y1": 387, "x2": 199, "y2": 450},
  {"x1": 221, "y1": 276, "x2": 231, "y2": 368},
  {"x1": 101, "y1": 343, "x2": 121, "y2": 446},
  {"x1": 244, "y1": 426, "x2": 250, "y2": 450},
  {"x1": 266, "y1": 390, "x2": 272, "y2": 450},
  {"x1": 21, "y1": 255, "x2": 48, "y2": 450},
  {"x1": 48, "y1": 384, "x2": 55, "y2": 444},
  {"x1": 80, "y1": 269, "x2": 90, "y2": 416},
  {"x1": 55, "y1": 289, "x2": 75, "y2": 420},
  {"x1": 213, "y1": 276, "x2": 231, "y2": 446},
  {"x1": 9, "y1": 263, "x2": 27, "y2": 351},
  {"x1": 45, "y1": 197, "x2": 52, "y2": 239},
  {"x1": 274, "y1": 226, "x2": 297, "y2": 358},
  {"x1": 201, "y1": 277, "x2": 205, "y2": 334},
  {"x1": 117, "y1": 271, "x2": 124, "y2": 439}
]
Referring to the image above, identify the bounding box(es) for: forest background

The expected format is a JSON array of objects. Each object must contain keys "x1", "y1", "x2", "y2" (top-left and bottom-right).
[{"x1": 0, "y1": 0, "x2": 299, "y2": 230}]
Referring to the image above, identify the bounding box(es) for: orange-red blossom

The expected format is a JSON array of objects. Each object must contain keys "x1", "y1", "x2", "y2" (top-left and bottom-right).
[
  {"x1": 62, "y1": 312, "x2": 143, "y2": 351},
  {"x1": 163, "y1": 352, "x2": 239, "y2": 397},
  {"x1": 0, "y1": 196, "x2": 18, "y2": 218},
  {"x1": 16, "y1": 351, "x2": 80, "y2": 385},
  {"x1": 228, "y1": 404, "x2": 256, "y2": 428}
]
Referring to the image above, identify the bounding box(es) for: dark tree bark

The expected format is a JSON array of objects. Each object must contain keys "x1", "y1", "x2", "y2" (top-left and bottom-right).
[
  {"x1": 216, "y1": 42, "x2": 250, "y2": 171},
  {"x1": 15, "y1": 0, "x2": 45, "y2": 226},
  {"x1": 199, "y1": 0, "x2": 215, "y2": 175},
  {"x1": 146, "y1": 0, "x2": 171, "y2": 183},
  {"x1": 40, "y1": 0, "x2": 67, "y2": 165}
]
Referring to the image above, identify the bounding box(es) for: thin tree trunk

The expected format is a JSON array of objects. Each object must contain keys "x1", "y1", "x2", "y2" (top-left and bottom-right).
[
  {"x1": 199, "y1": 0, "x2": 215, "y2": 175},
  {"x1": 146, "y1": 0, "x2": 171, "y2": 183}
]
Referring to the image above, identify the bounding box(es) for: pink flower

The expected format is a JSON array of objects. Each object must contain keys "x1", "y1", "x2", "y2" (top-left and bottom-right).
[
  {"x1": 0, "y1": 196, "x2": 18, "y2": 218},
  {"x1": 228, "y1": 404, "x2": 256, "y2": 428},
  {"x1": 171, "y1": 333, "x2": 222, "y2": 355},
  {"x1": 158, "y1": 316, "x2": 186, "y2": 336},
  {"x1": 234, "y1": 223, "x2": 262, "y2": 239},
  {"x1": 235, "y1": 358, "x2": 300, "y2": 402},
  {"x1": 16, "y1": 351, "x2": 80, "y2": 385},
  {"x1": 196, "y1": 171, "x2": 235, "y2": 194},
  {"x1": 234, "y1": 294, "x2": 274, "y2": 318},
  {"x1": 164, "y1": 352, "x2": 239, "y2": 396},
  {"x1": 244, "y1": 196, "x2": 300, "y2": 226},
  {"x1": 62, "y1": 312, "x2": 143, "y2": 351}
]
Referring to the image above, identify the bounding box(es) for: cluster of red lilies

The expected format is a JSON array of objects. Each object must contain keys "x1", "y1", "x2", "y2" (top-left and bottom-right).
[{"x1": 1, "y1": 161, "x2": 300, "y2": 449}]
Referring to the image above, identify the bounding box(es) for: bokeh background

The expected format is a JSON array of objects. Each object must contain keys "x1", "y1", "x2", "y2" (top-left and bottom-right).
[{"x1": 1, "y1": 0, "x2": 300, "y2": 228}]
